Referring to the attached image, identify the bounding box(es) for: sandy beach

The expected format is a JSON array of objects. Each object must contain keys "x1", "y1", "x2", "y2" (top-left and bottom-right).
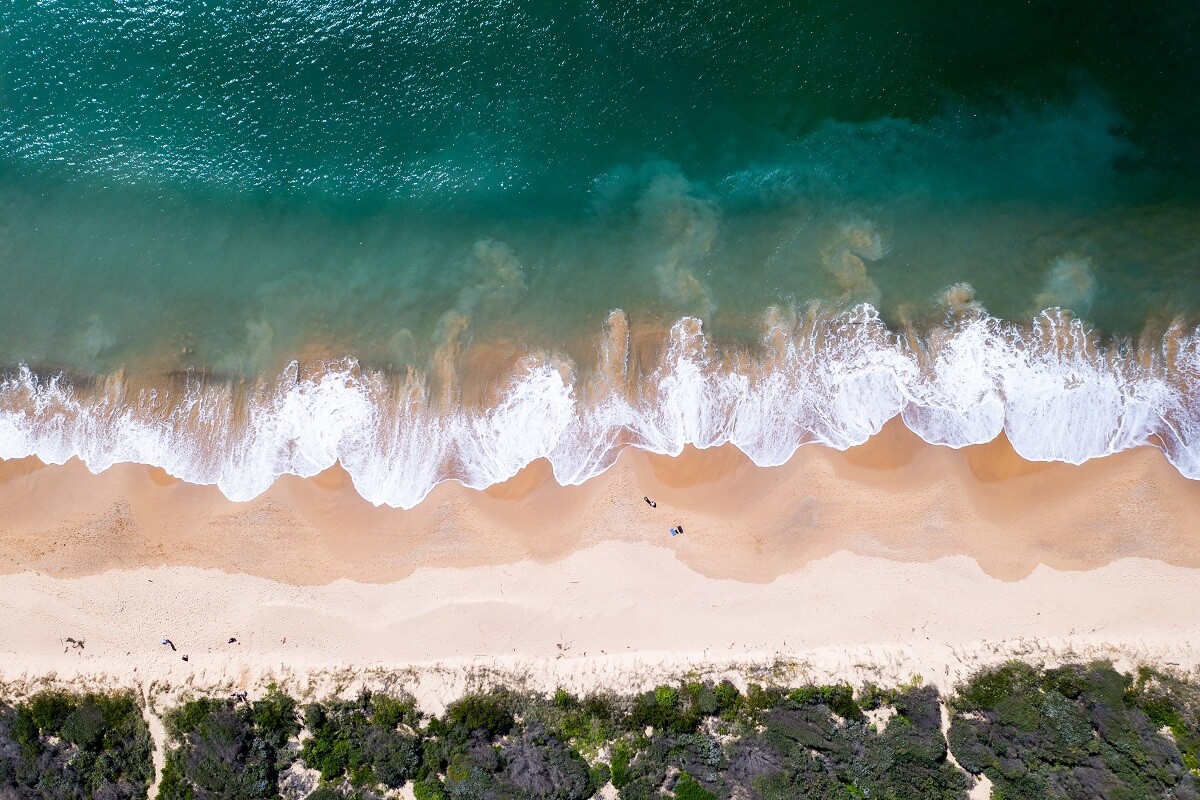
[
  {"x1": 3, "y1": 544, "x2": 1200, "y2": 704},
  {"x1": 0, "y1": 422, "x2": 1197, "y2": 695}
]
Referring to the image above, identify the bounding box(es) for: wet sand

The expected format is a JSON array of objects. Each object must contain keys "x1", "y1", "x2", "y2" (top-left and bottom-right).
[{"x1": 0, "y1": 420, "x2": 1197, "y2": 584}]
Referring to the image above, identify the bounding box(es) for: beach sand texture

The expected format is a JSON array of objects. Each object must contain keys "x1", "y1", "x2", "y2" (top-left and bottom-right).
[
  {"x1": 0, "y1": 423, "x2": 1197, "y2": 698},
  {"x1": 1, "y1": 420, "x2": 1198, "y2": 583}
]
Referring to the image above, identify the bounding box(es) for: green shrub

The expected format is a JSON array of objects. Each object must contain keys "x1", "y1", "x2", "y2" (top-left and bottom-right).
[
  {"x1": 299, "y1": 693, "x2": 424, "y2": 792},
  {"x1": 547, "y1": 691, "x2": 620, "y2": 752},
  {"x1": 165, "y1": 696, "x2": 227, "y2": 737},
  {"x1": 589, "y1": 761, "x2": 611, "y2": 789},
  {"x1": 60, "y1": 704, "x2": 106, "y2": 751},
  {"x1": 949, "y1": 660, "x2": 1195, "y2": 799},
  {"x1": 674, "y1": 771, "x2": 718, "y2": 800},
  {"x1": 161, "y1": 691, "x2": 299, "y2": 799},
  {"x1": 27, "y1": 692, "x2": 74, "y2": 733},
  {"x1": 629, "y1": 684, "x2": 701, "y2": 734},
  {"x1": 251, "y1": 684, "x2": 300, "y2": 748},
  {"x1": 413, "y1": 777, "x2": 448, "y2": 799},
  {"x1": 16, "y1": 660, "x2": 1189, "y2": 800},
  {"x1": 953, "y1": 661, "x2": 1040, "y2": 711},
  {"x1": 554, "y1": 688, "x2": 577, "y2": 709},
  {"x1": 374, "y1": 732, "x2": 421, "y2": 787},
  {"x1": 714, "y1": 680, "x2": 741, "y2": 714},
  {"x1": 786, "y1": 684, "x2": 862, "y2": 721},
  {"x1": 744, "y1": 683, "x2": 781, "y2": 717},
  {"x1": 301, "y1": 716, "x2": 354, "y2": 780},
  {"x1": 445, "y1": 693, "x2": 514, "y2": 736},
  {"x1": 1129, "y1": 665, "x2": 1200, "y2": 779},
  {"x1": 0, "y1": 690, "x2": 154, "y2": 799},
  {"x1": 370, "y1": 692, "x2": 419, "y2": 730},
  {"x1": 582, "y1": 693, "x2": 616, "y2": 721},
  {"x1": 157, "y1": 752, "x2": 196, "y2": 800},
  {"x1": 610, "y1": 741, "x2": 633, "y2": 788}
]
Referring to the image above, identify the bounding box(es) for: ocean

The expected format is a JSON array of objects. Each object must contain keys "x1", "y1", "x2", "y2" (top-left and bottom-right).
[{"x1": 1, "y1": 0, "x2": 1198, "y2": 507}]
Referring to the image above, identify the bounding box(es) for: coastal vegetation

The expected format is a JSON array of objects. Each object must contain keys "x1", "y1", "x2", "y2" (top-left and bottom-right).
[
  {"x1": 0, "y1": 688, "x2": 153, "y2": 799},
  {"x1": 948, "y1": 661, "x2": 1200, "y2": 799},
  {"x1": 3, "y1": 660, "x2": 1199, "y2": 798},
  {"x1": 157, "y1": 685, "x2": 299, "y2": 800}
]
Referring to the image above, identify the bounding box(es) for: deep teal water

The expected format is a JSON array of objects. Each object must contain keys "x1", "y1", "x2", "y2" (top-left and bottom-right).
[{"x1": 1, "y1": 1, "x2": 1200, "y2": 504}]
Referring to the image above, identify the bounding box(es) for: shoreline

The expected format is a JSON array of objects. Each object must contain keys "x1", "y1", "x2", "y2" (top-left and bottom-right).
[
  {"x1": 5, "y1": 304, "x2": 1200, "y2": 512},
  {"x1": 1, "y1": 420, "x2": 1198, "y2": 584}
]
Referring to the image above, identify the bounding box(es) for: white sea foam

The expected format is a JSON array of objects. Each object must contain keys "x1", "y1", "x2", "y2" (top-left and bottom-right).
[{"x1": 1, "y1": 306, "x2": 1198, "y2": 508}]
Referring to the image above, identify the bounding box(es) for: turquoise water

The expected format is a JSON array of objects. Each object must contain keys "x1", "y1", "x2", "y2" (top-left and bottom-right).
[{"x1": 2, "y1": 1, "x2": 1199, "y2": 505}]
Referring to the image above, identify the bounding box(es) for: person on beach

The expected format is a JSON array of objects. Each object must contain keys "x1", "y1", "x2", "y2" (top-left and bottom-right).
[
  {"x1": 676, "y1": 525, "x2": 684, "y2": 535},
  {"x1": 670, "y1": 527, "x2": 678, "y2": 536},
  {"x1": 161, "y1": 639, "x2": 176, "y2": 651},
  {"x1": 644, "y1": 496, "x2": 657, "y2": 508}
]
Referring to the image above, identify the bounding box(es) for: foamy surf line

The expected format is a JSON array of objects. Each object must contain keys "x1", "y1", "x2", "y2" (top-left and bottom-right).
[{"x1": 1, "y1": 305, "x2": 1198, "y2": 509}]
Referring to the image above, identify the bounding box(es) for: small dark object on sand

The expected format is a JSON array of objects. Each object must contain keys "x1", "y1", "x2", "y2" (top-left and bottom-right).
[
  {"x1": 669, "y1": 527, "x2": 678, "y2": 536},
  {"x1": 65, "y1": 637, "x2": 84, "y2": 650},
  {"x1": 644, "y1": 496, "x2": 657, "y2": 508},
  {"x1": 228, "y1": 637, "x2": 238, "y2": 644},
  {"x1": 162, "y1": 639, "x2": 176, "y2": 651},
  {"x1": 675, "y1": 525, "x2": 684, "y2": 535},
  {"x1": 181, "y1": 655, "x2": 189, "y2": 662}
]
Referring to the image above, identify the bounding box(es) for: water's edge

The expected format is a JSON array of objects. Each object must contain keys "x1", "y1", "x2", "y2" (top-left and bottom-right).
[{"x1": 2, "y1": 305, "x2": 1197, "y2": 509}]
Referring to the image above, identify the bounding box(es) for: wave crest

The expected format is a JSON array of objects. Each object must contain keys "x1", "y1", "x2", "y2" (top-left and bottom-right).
[{"x1": 2, "y1": 306, "x2": 1198, "y2": 508}]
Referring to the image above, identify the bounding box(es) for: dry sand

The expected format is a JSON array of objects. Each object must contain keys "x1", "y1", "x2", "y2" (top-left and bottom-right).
[{"x1": 0, "y1": 421, "x2": 1198, "y2": 710}]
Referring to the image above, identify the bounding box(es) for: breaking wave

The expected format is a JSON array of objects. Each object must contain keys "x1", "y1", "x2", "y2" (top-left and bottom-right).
[{"x1": 1, "y1": 305, "x2": 1199, "y2": 509}]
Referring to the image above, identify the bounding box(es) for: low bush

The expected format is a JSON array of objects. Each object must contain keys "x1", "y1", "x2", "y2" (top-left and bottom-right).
[
  {"x1": 949, "y1": 660, "x2": 1198, "y2": 799},
  {"x1": 445, "y1": 693, "x2": 515, "y2": 737},
  {"x1": 11, "y1": 660, "x2": 1198, "y2": 800},
  {"x1": 627, "y1": 684, "x2": 702, "y2": 735},
  {"x1": 674, "y1": 771, "x2": 718, "y2": 800},
  {"x1": 159, "y1": 687, "x2": 299, "y2": 800},
  {"x1": 0, "y1": 689, "x2": 153, "y2": 799},
  {"x1": 300, "y1": 691, "x2": 422, "y2": 789}
]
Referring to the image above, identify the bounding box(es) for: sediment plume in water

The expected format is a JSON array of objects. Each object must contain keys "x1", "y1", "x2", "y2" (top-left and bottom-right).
[{"x1": 1, "y1": 304, "x2": 1198, "y2": 510}]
